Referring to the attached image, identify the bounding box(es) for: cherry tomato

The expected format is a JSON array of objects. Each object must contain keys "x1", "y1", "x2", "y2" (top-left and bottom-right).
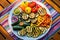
[
  {"x1": 32, "y1": 7, "x2": 37, "y2": 13},
  {"x1": 36, "y1": 4, "x2": 41, "y2": 8},
  {"x1": 32, "y1": 2, "x2": 36, "y2": 6},
  {"x1": 36, "y1": 4, "x2": 41, "y2": 11},
  {"x1": 28, "y1": 3, "x2": 33, "y2": 8},
  {"x1": 28, "y1": 2, "x2": 36, "y2": 8}
]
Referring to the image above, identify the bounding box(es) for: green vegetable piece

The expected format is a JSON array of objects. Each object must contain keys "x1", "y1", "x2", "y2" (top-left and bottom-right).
[
  {"x1": 21, "y1": 22, "x2": 30, "y2": 28},
  {"x1": 26, "y1": 26, "x2": 32, "y2": 33},
  {"x1": 24, "y1": 22, "x2": 30, "y2": 26},
  {"x1": 14, "y1": 8, "x2": 20, "y2": 15},
  {"x1": 13, "y1": 25, "x2": 24, "y2": 30},
  {"x1": 27, "y1": 32, "x2": 32, "y2": 37},
  {"x1": 18, "y1": 29, "x2": 26, "y2": 36},
  {"x1": 12, "y1": 20, "x2": 20, "y2": 26}
]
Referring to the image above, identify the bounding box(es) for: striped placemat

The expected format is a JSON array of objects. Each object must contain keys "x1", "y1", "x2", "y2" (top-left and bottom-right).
[{"x1": 0, "y1": 0, "x2": 60, "y2": 40}]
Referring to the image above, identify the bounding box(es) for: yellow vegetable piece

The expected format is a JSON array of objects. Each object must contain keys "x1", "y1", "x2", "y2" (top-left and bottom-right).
[
  {"x1": 37, "y1": 16, "x2": 45, "y2": 26},
  {"x1": 38, "y1": 7, "x2": 46, "y2": 16},
  {"x1": 20, "y1": 1, "x2": 28, "y2": 7},
  {"x1": 38, "y1": 16, "x2": 44, "y2": 22},
  {"x1": 25, "y1": 7, "x2": 31, "y2": 14},
  {"x1": 30, "y1": 23, "x2": 34, "y2": 26},
  {"x1": 36, "y1": 22, "x2": 42, "y2": 26}
]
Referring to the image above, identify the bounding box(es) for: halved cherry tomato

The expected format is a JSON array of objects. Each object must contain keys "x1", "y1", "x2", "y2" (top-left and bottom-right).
[
  {"x1": 32, "y1": 7, "x2": 37, "y2": 13},
  {"x1": 31, "y1": 4, "x2": 40, "y2": 13}
]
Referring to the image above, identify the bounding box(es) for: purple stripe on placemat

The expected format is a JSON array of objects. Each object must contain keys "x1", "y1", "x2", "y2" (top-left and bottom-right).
[
  {"x1": 45, "y1": 3, "x2": 58, "y2": 17},
  {"x1": 52, "y1": 14, "x2": 60, "y2": 20},
  {"x1": 10, "y1": 32, "x2": 22, "y2": 40},
  {"x1": 51, "y1": 20, "x2": 60, "y2": 29},
  {"x1": 45, "y1": 23, "x2": 60, "y2": 40},
  {"x1": 1, "y1": 19, "x2": 8, "y2": 26},
  {"x1": 53, "y1": 19, "x2": 60, "y2": 25},
  {"x1": 52, "y1": 11, "x2": 57, "y2": 17},
  {"x1": 46, "y1": 4, "x2": 51, "y2": 10}
]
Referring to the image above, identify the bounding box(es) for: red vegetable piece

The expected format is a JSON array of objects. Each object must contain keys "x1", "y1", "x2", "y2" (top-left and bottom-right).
[
  {"x1": 28, "y1": 2, "x2": 36, "y2": 8},
  {"x1": 32, "y1": 7, "x2": 37, "y2": 13}
]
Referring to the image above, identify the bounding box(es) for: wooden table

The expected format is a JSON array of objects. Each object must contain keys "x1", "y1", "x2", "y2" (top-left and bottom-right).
[
  {"x1": 46, "y1": 0, "x2": 60, "y2": 13},
  {"x1": 0, "y1": 25, "x2": 13, "y2": 40}
]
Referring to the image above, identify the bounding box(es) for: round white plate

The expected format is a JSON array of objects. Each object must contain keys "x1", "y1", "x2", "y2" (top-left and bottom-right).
[{"x1": 9, "y1": 0, "x2": 51, "y2": 40}]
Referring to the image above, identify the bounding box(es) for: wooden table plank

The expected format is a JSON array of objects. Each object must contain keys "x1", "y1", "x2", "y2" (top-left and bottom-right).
[
  {"x1": 46, "y1": 0, "x2": 60, "y2": 13},
  {"x1": 0, "y1": 25, "x2": 13, "y2": 40}
]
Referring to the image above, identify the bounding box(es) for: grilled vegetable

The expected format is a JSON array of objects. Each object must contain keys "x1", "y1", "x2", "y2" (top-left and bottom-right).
[
  {"x1": 14, "y1": 8, "x2": 20, "y2": 15},
  {"x1": 23, "y1": 21, "x2": 30, "y2": 27},
  {"x1": 19, "y1": 22, "x2": 24, "y2": 26},
  {"x1": 38, "y1": 7, "x2": 46, "y2": 16},
  {"x1": 19, "y1": 1, "x2": 28, "y2": 11},
  {"x1": 13, "y1": 22, "x2": 30, "y2": 30},
  {"x1": 26, "y1": 26, "x2": 32, "y2": 33},
  {"x1": 37, "y1": 16, "x2": 44, "y2": 22},
  {"x1": 37, "y1": 16, "x2": 44, "y2": 26},
  {"x1": 28, "y1": 2, "x2": 36, "y2": 8},
  {"x1": 25, "y1": 7, "x2": 31, "y2": 14},
  {"x1": 27, "y1": 32, "x2": 32, "y2": 37},
  {"x1": 19, "y1": 5, "x2": 26, "y2": 11},
  {"x1": 35, "y1": 13, "x2": 39, "y2": 17},
  {"x1": 26, "y1": 19, "x2": 31, "y2": 22},
  {"x1": 19, "y1": 21, "x2": 30, "y2": 26},
  {"x1": 12, "y1": 20, "x2": 20, "y2": 26},
  {"x1": 18, "y1": 29, "x2": 26, "y2": 36},
  {"x1": 29, "y1": 13, "x2": 35, "y2": 18},
  {"x1": 32, "y1": 27, "x2": 42, "y2": 38},
  {"x1": 39, "y1": 27, "x2": 47, "y2": 33},
  {"x1": 12, "y1": 16, "x2": 18, "y2": 23},
  {"x1": 13, "y1": 25, "x2": 24, "y2": 30},
  {"x1": 32, "y1": 7, "x2": 37, "y2": 13},
  {"x1": 31, "y1": 18, "x2": 37, "y2": 23},
  {"x1": 20, "y1": 1, "x2": 28, "y2": 7},
  {"x1": 22, "y1": 13, "x2": 28, "y2": 20}
]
